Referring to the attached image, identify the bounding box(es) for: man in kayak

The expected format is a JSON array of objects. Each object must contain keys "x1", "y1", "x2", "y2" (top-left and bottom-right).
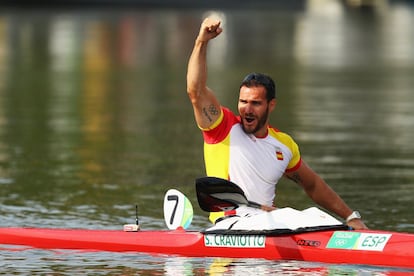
[{"x1": 186, "y1": 18, "x2": 368, "y2": 230}]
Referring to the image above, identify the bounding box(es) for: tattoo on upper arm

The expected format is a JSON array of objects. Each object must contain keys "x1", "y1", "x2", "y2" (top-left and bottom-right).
[
  {"x1": 202, "y1": 104, "x2": 219, "y2": 122},
  {"x1": 286, "y1": 172, "x2": 302, "y2": 184},
  {"x1": 208, "y1": 104, "x2": 219, "y2": 115},
  {"x1": 202, "y1": 107, "x2": 213, "y2": 122}
]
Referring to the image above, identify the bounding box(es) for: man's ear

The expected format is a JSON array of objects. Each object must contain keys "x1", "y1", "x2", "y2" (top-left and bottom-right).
[{"x1": 269, "y1": 98, "x2": 277, "y2": 112}]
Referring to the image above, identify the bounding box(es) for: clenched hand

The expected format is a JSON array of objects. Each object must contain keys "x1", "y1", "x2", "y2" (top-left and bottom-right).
[{"x1": 197, "y1": 18, "x2": 223, "y2": 43}]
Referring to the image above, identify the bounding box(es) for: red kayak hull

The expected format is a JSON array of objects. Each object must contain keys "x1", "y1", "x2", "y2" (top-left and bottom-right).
[{"x1": 0, "y1": 227, "x2": 413, "y2": 269}]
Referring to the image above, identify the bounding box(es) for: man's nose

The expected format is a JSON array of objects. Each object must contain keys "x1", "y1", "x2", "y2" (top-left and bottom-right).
[{"x1": 244, "y1": 103, "x2": 253, "y2": 113}]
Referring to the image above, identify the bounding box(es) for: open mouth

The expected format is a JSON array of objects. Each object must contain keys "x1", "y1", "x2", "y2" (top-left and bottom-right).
[{"x1": 245, "y1": 117, "x2": 255, "y2": 123}]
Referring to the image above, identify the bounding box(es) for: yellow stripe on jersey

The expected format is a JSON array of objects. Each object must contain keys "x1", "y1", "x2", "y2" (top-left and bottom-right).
[
  {"x1": 204, "y1": 135, "x2": 230, "y2": 179},
  {"x1": 268, "y1": 128, "x2": 301, "y2": 170}
]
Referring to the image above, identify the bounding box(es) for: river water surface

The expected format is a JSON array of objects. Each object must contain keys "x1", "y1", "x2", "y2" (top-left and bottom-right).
[{"x1": 0, "y1": 1, "x2": 414, "y2": 275}]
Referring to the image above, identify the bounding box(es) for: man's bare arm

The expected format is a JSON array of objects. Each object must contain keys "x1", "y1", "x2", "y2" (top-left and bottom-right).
[
  {"x1": 186, "y1": 18, "x2": 223, "y2": 129},
  {"x1": 285, "y1": 161, "x2": 368, "y2": 230}
]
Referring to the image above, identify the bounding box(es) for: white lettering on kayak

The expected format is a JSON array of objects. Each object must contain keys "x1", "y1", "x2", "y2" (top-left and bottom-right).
[
  {"x1": 327, "y1": 231, "x2": 392, "y2": 251},
  {"x1": 204, "y1": 234, "x2": 266, "y2": 248}
]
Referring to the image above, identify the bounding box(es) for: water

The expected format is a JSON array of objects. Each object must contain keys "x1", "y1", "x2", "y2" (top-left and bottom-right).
[{"x1": 0, "y1": 1, "x2": 414, "y2": 274}]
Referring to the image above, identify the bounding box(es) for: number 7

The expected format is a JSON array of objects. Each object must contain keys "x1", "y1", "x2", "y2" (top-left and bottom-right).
[{"x1": 167, "y1": 195, "x2": 179, "y2": 225}]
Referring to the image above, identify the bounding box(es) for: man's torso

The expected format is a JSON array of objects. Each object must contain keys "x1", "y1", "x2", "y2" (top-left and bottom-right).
[{"x1": 202, "y1": 107, "x2": 301, "y2": 206}]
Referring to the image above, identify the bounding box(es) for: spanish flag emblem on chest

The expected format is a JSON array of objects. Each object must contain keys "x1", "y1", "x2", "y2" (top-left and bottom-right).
[{"x1": 276, "y1": 148, "x2": 284, "y2": 160}]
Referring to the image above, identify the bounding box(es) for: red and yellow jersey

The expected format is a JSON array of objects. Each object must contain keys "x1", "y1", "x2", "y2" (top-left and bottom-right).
[{"x1": 201, "y1": 107, "x2": 302, "y2": 206}]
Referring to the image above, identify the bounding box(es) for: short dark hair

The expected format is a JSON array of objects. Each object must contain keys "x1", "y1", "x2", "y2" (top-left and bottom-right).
[{"x1": 240, "y1": 73, "x2": 276, "y2": 101}]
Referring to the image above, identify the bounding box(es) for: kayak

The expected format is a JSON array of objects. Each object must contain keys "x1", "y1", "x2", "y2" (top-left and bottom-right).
[
  {"x1": 1, "y1": 178, "x2": 413, "y2": 270},
  {"x1": 0, "y1": 226, "x2": 413, "y2": 270}
]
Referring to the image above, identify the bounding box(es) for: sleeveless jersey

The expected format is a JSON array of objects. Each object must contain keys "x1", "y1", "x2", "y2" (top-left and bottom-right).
[{"x1": 202, "y1": 107, "x2": 302, "y2": 206}]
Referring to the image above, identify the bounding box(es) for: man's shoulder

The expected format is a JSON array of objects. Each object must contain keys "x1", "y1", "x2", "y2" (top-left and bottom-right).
[
  {"x1": 211, "y1": 106, "x2": 240, "y2": 130},
  {"x1": 268, "y1": 127, "x2": 297, "y2": 145},
  {"x1": 268, "y1": 127, "x2": 301, "y2": 166},
  {"x1": 202, "y1": 106, "x2": 240, "y2": 143},
  {"x1": 221, "y1": 106, "x2": 239, "y2": 120}
]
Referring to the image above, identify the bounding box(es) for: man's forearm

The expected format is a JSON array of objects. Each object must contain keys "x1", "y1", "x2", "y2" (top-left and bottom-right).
[
  {"x1": 308, "y1": 180, "x2": 353, "y2": 220},
  {"x1": 187, "y1": 39, "x2": 209, "y2": 100},
  {"x1": 187, "y1": 18, "x2": 222, "y2": 99}
]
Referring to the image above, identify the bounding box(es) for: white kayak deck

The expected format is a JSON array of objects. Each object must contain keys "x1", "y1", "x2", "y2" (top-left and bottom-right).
[{"x1": 206, "y1": 207, "x2": 343, "y2": 232}]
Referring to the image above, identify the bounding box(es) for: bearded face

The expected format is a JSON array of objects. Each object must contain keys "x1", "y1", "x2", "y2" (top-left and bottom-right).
[{"x1": 238, "y1": 85, "x2": 276, "y2": 137}]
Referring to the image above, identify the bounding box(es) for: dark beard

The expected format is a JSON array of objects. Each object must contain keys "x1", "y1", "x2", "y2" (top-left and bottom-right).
[{"x1": 241, "y1": 107, "x2": 269, "y2": 135}]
